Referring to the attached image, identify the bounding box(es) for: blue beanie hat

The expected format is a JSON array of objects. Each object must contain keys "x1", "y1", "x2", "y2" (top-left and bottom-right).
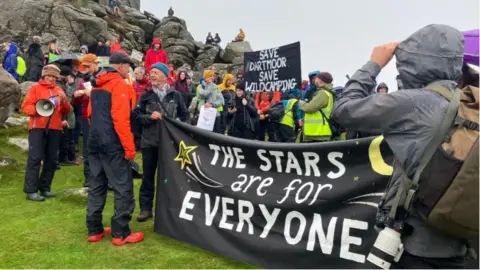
[{"x1": 151, "y1": 62, "x2": 169, "y2": 76}]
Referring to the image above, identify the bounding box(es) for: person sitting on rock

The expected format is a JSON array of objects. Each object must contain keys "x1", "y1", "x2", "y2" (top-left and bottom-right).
[
  {"x1": 109, "y1": 0, "x2": 120, "y2": 17},
  {"x1": 205, "y1": 32, "x2": 214, "y2": 45},
  {"x1": 144, "y1": 38, "x2": 168, "y2": 73},
  {"x1": 213, "y1": 33, "x2": 221, "y2": 45},
  {"x1": 96, "y1": 41, "x2": 107, "y2": 57},
  {"x1": 234, "y1": 28, "x2": 245, "y2": 42}
]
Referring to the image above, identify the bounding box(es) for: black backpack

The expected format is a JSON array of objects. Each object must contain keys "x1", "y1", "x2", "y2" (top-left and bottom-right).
[{"x1": 266, "y1": 101, "x2": 287, "y2": 123}]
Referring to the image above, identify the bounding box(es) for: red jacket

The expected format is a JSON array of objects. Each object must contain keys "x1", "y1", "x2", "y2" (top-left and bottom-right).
[
  {"x1": 255, "y1": 91, "x2": 281, "y2": 114},
  {"x1": 21, "y1": 80, "x2": 72, "y2": 130},
  {"x1": 145, "y1": 38, "x2": 168, "y2": 73},
  {"x1": 87, "y1": 71, "x2": 136, "y2": 159},
  {"x1": 133, "y1": 76, "x2": 150, "y2": 102},
  {"x1": 72, "y1": 78, "x2": 90, "y2": 119}
]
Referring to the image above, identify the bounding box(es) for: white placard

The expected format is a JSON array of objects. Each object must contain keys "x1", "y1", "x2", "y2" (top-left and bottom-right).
[
  {"x1": 196, "y1": 107, "x2": 217, "y2": 131},
  {"x1": 83, "y1": 82, "x2": 92, "y2": 91},
  {"x1": 131, "y1": 49, "x2": 144, "y2": 62}
]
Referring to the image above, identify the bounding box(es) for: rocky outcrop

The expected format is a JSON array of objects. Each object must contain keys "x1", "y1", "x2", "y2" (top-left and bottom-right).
[
  {"x1": 222, "y1": 41, "x2": 253, "y2": 63},
  {"x1": 0, "y1": 0, "x2": 110, "y2": 51},
  {"x1": 194, "y1": 45, "x2": 221, "y2": 71},
  {"x1": 0, "y1": 70, "x2": 21, "y2": 126},
  {"x1": 153, "y1": 16, "x2": 197, "y2": 68},
  {"x1": 0, "y1": 0, "x2": 255, "y2": 86},
  {"x1": 19, "y1": 81, "x2": 36, "y2": 96}
]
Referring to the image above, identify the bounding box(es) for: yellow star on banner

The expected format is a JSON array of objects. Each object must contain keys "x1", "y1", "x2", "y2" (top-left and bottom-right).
[{"x1": 174, "y1": 141, "x2": 198, "y2": 170}]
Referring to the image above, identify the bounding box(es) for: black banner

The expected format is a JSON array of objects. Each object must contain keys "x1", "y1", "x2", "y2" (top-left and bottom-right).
[
  {"x1": 243, "y1": 42, "x2": 301, "y2": 92},
  {"x1": 155, "y1": 118, "x2": 393, "y2": 269}
]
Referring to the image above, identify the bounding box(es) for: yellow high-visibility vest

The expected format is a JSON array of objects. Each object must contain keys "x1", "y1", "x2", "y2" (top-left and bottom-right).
[
  {"x1": 303, "y1": 90, "x2": 333, "y2": 137},
  {"x1": 280, "y1": 98, "x2": 297, "y2": 128}
]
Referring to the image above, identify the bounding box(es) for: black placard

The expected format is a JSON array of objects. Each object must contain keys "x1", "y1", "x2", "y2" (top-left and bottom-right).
[{"x1": 243, "y1": 42, "x2": 301, "y2": 92}]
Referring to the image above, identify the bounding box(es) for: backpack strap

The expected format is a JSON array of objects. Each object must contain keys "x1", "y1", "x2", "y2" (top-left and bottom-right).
[
  {"x1": 425, "y1": 83, "x2": 454, "y2": 101},
  {"x1": 388, "y1": 87, "x2": 460, "y2": 221}
]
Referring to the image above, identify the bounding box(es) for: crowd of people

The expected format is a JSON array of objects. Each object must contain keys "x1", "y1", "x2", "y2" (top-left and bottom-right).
[{"x1": 2, "y1": 22, "x2": 478, "y2": 269}]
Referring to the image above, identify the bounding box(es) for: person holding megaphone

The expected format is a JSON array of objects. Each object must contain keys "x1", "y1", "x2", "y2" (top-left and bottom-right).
[{"x1": 21, "y1": 64, "x2": 72, "y2": 202}]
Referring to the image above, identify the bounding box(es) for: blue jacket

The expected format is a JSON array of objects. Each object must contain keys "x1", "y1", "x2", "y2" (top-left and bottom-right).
[{"x1": 4, "y1": 43, "x2": 18, "y2": 80}]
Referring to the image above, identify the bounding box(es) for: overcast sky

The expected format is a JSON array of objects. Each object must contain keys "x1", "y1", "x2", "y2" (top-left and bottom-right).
[{"x1": 141, "y1": 0, "x2": 479, "y2": 90}]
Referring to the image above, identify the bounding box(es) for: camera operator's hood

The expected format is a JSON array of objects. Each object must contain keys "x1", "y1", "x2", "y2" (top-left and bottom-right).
[{"x1": 395, "y1": 24, "x2": 464, "y2": 89}]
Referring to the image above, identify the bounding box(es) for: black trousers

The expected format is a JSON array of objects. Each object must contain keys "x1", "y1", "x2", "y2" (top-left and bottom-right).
[
  {"x1": 86, "y1": 150, "x2": 134, "y2": 238},
  {"x1": 140, "y1": 147, "x2": 158, "y2": 212},
  {"x1": 59, "y1": 127, "x2": 76, "y2": 162},
  {"x1": 257, "y1": 119, "x2": 275, "y2": 141},
  {"x1": 24, "y1": 129, "x2": 61, "y2": 193},
  {"x1": 213, "y1": 116, "x2": 222, "y2": 134},
  {"x1": 73, "y1": 105, "x2": 82, "y2": 144},
  {"x1": 274, "y1": 123, "x2": 296, "y2": 143},
  {"x1": 81, "y1": 118, "x2": 91, "y2": 187},
  {"x1": 392, "y1": 251, "x2": 465, "y2": 269}
]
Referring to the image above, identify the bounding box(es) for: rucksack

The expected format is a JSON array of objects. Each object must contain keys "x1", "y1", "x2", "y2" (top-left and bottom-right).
[
  {"x1": 389, "y1": 84, "x2": 479, "y2": 240},
  {"x1": 16, "y1": 56, "x2": 26, "y2": 77},
  {"x1": 317, "y1": 89, "x2": 345, "y2": 138},
  {"x1": 266, "y1": 101, "x2": 287, "y2": 123}
]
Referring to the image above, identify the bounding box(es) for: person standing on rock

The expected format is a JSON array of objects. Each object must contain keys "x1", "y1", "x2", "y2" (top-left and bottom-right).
[
  {"x1": 3, "y1": 42, "x2": 19, "y2": 80},
  {"x1": 144, "y1": 38, "x2": 168, "y2": 73},
  {"x1": 21, "y1": 65, "x2": 72, "y2": 201},
  {"x1": 25, "y1": 36, "x2": 45, "y2": 82},
  {"x1": 86, "y1": 52, "x2": 143, "y2": 245}
]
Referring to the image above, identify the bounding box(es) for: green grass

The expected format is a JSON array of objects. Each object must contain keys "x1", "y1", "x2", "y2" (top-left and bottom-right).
[{"x1": 0, "y1": 125, "x2": 255, "y2": 269}]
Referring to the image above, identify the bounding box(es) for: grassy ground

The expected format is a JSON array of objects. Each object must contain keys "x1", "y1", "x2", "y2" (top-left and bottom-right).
[{"x1": 0, "y1": 125, "x2": 254, "y2": 269}]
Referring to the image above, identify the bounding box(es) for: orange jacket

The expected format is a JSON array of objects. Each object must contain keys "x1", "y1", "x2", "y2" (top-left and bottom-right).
[
  {"x1": 21, "y1": 80, "x2": 72, "y2": 130},
  {"x1": 255, "y1": 91, "x2": 281, "y2": 114},
  {"x1": 87, "y1": 71, "x2": 136, "y2": 159}
]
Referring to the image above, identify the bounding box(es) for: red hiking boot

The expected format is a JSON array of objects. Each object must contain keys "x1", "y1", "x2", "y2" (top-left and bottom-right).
[
  {"x1": 112, "y1": 232, "x2": 144, "y2": 246},
  {"x1": 87, "y1": 227, "x2": 112, "y2": 242}
]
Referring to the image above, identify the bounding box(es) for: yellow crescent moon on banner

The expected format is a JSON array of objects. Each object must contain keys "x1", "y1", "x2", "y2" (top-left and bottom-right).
[{"x1": 368, "y1": 136, "x2": 394, "y2": 176}]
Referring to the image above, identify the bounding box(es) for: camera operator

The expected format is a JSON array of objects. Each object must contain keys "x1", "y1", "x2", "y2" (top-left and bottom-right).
[{"x1": 332, "y1": 25, "x2": 468, "y2": 268}]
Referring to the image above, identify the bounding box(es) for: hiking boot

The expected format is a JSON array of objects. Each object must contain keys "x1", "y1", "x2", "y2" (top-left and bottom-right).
[
  {"x1": 60, "y1": 161, "x2": 76, "y2": 166},
  {"x1": 112, "y1": 232, "x2": 144, "y2": 246},
  {"x1": 26, "y1": 193, "x2": 45, "y2": 202},
  {"x1": 88, "y1": 227, "x2": 112, "y2": 242},
  {"x1": 137, "y1": 211, "x2": 153, "y2": 222},
  {"x1": 41, "y1": 191, "x2": 56, "y2": 198}
]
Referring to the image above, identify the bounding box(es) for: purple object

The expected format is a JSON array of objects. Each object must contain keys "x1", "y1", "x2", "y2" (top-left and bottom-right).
[
  {"x1": 463, "y1": 29, "x2": 479, "y2": 66},
  {"x1": 49, "y1": 96, "x2": 60, "y2": 107}
]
